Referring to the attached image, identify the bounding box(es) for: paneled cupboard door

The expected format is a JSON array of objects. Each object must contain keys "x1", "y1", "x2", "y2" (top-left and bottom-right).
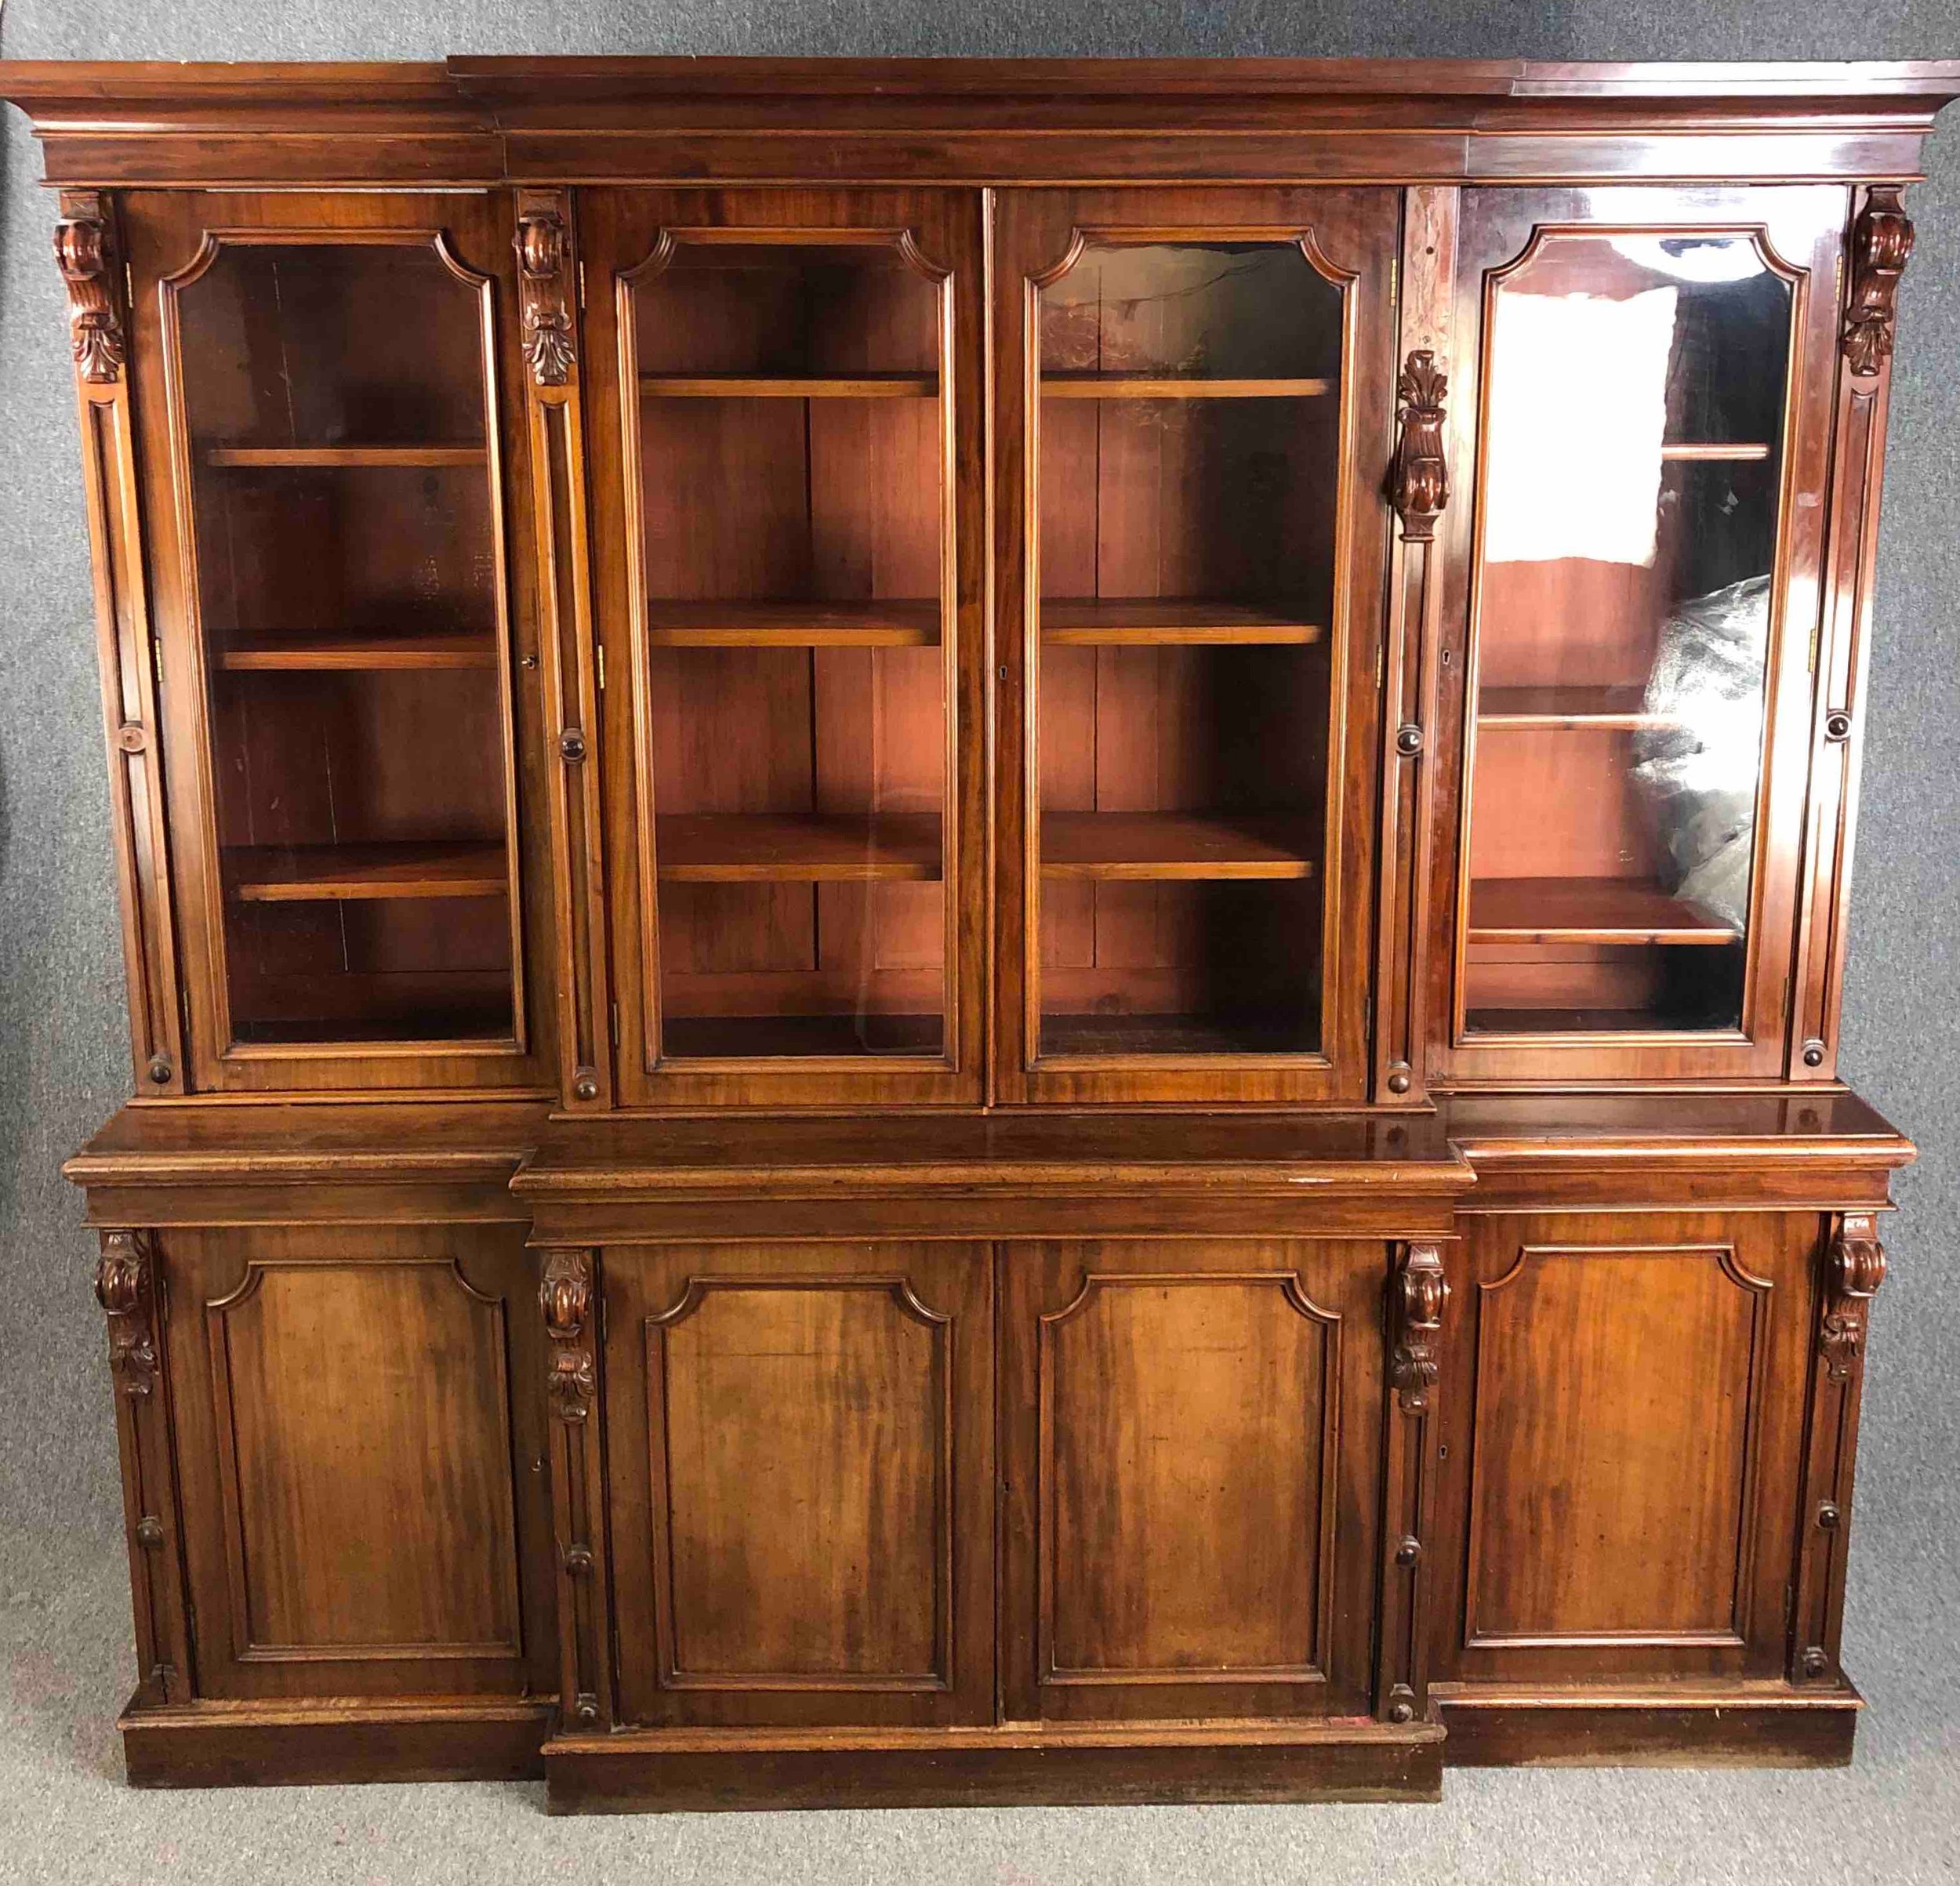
[
  {"x1": 1000, "y1": 1240, "x2": 1386, "y2": 1722},
  {"x1": 120, "y1": 192, "x2": 557, "y2": 1094},
  {"x1": 994, "y1": 188, "x2": 1399, "y2": 1106},
  {"x1": 581, "y1": 190, "x2": 988, "y2": 1108},
  {"x1": 601, "y1": 1242, "x2": 994, "y2": 1728},
  {"x1": 1430, "y1": 187, "x2": 1847, "y2": 1085}
]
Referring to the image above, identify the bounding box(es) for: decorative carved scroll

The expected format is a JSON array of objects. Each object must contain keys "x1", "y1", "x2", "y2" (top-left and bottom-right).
[
  {"x1": 1818, "y1": 1213, "x2": 1886, "y2": 1380},
  {"x1": 1842, "y1": 187, "x2": 1914, "y2": 379},
  {"x1": 54, "y1": 205, "x2": 125, "y2": 386},
  {"x1": 515, "y1": 203, "x2": 576, "y2": 388},
  {"x1": 540, "y1": 1248, "x2": 606, "y2": 1727},
  {"x1": 96, "y1": 1228, "x2": 158, "y2": 1397},
  {"x1": 1389, "y1": 1241, "x2": 1449, "y2": 1416},
  {"x1": 1392, "y1": 350, "x2": 1449, "y2": 541}
]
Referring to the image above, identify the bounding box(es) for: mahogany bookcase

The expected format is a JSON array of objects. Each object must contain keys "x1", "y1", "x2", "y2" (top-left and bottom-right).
[{"x1": 4, "y1": 56, "x2": 1951, "y2": 1809}]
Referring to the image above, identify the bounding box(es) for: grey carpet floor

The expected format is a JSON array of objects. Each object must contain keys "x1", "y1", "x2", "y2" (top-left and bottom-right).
[{"x1": 4, "y1": 1518, "x2": 1954, "y2": 1886}]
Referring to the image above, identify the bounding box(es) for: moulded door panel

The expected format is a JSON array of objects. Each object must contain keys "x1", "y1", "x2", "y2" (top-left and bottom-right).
[
  {"x1": 1000, "y1": 1239, "x2": 1386, "y2": 1721},
  {"x1": 1431, "y1": 1210, "x2": 1820, "y2": 1685},
  {"x1": 158, "y1": 1224, "x2": 554, "y2": 1701},
  {"x1": 604, "y1": 1241, "x2": 993, "y2": 1728}
]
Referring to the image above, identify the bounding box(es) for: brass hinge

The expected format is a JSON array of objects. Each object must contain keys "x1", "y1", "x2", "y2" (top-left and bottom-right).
[
  {"x1": 595, "y1": 644, "x2": 607, "y2": 693},
  {"x1": 1389, "y1": 256, "x2": 1399, "y2": 310},
  {"x1": 578, "y1": 259, "x2": 586, "y2": 313},
  {"x1": 609, "y1": 1002, "x2": 620, "y2": 1049}
]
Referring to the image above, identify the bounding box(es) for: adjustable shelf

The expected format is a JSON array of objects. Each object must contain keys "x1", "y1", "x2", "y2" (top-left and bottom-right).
[
  {"x1": 1040, "y1": 375, "x2": 1333, "y2": 399},
  {"x1": 1041, "y1": 812, "x2": 1318, "y2": 882},
  {"x1": 1468, "y1": 877, "x2": 1739, "y2": 946},
  {"x1": 202, "y1": 444, "x2": 488, "y2": 468},
  {"x1": 1476, "y1": 687, "x2": 1690, "y2": 731},
  {"x1": 644, "y1": 600, "x2": 941, "y2": 647},
  {"x1": 227, "y1": 841, "x2": 510, "y2": 904},
  {"x1": 640, "y1": 374, "x2": 938, "y2": 398},
  {"x1": 218, "y1": 634, "x2": 499, "y2": 673},
  {"x1": 1041, "y1": 599, "x2": 1323, "y2": 646},
  {"x1": 655, "y1": 813, "x2": 943, "y2": 883}
]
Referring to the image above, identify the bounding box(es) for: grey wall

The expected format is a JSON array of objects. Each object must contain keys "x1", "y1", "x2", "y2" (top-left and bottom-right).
[{"x1": 1, "y1": 0, "x2": 1955, "y2": 1733}]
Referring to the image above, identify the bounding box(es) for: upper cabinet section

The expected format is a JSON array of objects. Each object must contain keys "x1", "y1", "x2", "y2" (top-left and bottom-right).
[
  {"x1": 996, "y1": 188, "x2": 1399, "y2": 1105},
  {"x1": 119, "y1": 192, "x2": 556, "y2": 1094},
  {"x1": 1431, "y1": 187, "x2": 1854, "y2": 1086},
  {"x1": 582, "y1": 190, "x2": 987, "y2": 1108}
]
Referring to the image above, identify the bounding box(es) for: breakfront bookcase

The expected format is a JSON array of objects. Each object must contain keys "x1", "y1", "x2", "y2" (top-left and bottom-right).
[{"x1": 6, "y1": 56, "x2": 1951, "y2": 1810}]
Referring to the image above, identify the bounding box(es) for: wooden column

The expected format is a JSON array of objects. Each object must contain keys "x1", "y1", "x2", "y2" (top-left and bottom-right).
[
  {"x1": 57, "y1": 192, "x2": 185, "y2": 1096},
  {"x1": 516, "y1": 189, "x2": 612, "y2": 1110},
  {"x1": 541, "y1": 1248, "x2": 612, "y2": 1729},
  {"x1": 1377, "y1": 1239, "x2": 1448, "y2": 1721}
]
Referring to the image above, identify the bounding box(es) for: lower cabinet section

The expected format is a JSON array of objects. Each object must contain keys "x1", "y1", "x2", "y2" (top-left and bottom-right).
[{"x1": 87, "y1": 1148, "x2": 1892, "y2": 1805}]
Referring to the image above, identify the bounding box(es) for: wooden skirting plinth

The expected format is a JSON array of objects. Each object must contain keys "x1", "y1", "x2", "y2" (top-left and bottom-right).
[
  {"x1": 119, "y1": 1695, "x2": 549, "y2": 1789},
  {"x1": 542, "y1": 1721, "x2": 1446, "y2": 1813},
  {"x1": 1434, "y1": 1682, "x2": 1862, "y2": 1768}
]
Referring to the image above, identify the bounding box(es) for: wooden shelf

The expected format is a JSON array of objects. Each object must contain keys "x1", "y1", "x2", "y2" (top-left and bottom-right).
[
  {"x1": 203, "y1": 445, "x2": 488, "y2": 468},
  {"x1": 640, "y1": 375, "x2": 937, "y2": 399},
  {"x1": 1041, "y1": 375, "x2": 1332, "y2": 399},
  {"x1": 655, "y1": 813, "x2": 942, "y2": 883},
  {"x1": 219, "y1": 634, "x2": 499, "y2": 673},
  {"x1": 227, "y1": 842, "x2": 510, "y2": 903},
  {"x1": 1041, "y1": 1012, "x2": 1314, "y2": 1056},
  {"x1": 1468, "y1": 877, "x2": 1739, "y2": 946},
  {"x1": 1477, "y1": 687, "x2": 1690, "y2": 731},
  {"x1": 1041, "y1": 812, "x2": 1317, "y2": 881},
  {"x1": 1661, "y1": 442, "x2": 1773, "y2": 462},
  {"x1": 644, "y1": 600, "x2": 941, "y2": 647},
  {"x1": 1041, "y1": 599, "x2": 1323, "y2": 647}
]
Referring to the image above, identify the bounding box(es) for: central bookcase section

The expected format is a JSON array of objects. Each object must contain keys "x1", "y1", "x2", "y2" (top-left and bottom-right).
[
  {"x1": 1033, "y1": 239, "x2": 1344, "y2": 1060},
  {"x1": 622, "y1": 235, "x2": 953, "y2": 1063}
]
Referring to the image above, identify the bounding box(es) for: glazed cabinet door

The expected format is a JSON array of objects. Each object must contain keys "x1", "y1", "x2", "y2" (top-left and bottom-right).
[
  {"x1": 1000, "y1": 1239, "x2": 1386, "y2": 1721},
  {"x1": 118, "y1": 191, "x2": 556, "y2": 1094},
  {"x1": 1430, "y1": 1212, "x2": 1820, "y2": 1686},
  {"x1": 599, "y1": 1242, "x2": 994, "y2": 1727},
  {"x1": 1429, "y1": 187, "x2": 1848, "y2": 1083},
  {"x1": 579, "y1": 189, "x2": 988, "y2": 1107},
  {"x1": 994, "y1": 187, "x2": 1399, "y2": 1105},
  {"x1": 144, "y1": 1224, "x2": 554, "y2": 1701}
]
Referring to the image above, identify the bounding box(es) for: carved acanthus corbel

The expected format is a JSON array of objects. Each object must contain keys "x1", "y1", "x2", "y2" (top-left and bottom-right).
[
  {"x1": 95, "y1": 1228, "x2": 158, "y2": 1397},
  {"x1": 542, "y1": 1248, "x2": 596, "y2": 1420},
  {"x1": 1389, "y1": 1242, "x2": 1448, "y2": 1415},
  {"x1": 514, "y1": 201, "x2": 577, "y2": 388},
  {"x1": 1392, "y1": 350, "x2": 1449, "y2": 541},
  {"x1": 54, "y1": 201, "x2": 125, "y2": 386},
  {"x1": 1842, "y1": 187, "x2": 1914, "y2": 379},
  {"x1": 1819, "y1": 1214, "x2": 1887, "y2": 1380}
]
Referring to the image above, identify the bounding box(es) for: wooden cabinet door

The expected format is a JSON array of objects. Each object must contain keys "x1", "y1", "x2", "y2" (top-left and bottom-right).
[
  {"x1": 603, "y1": 1242, "x2": 993, "y2": 1727},
  {"x1": 1001, "y1": 1239, "x2": 1386, "y2": 1721},
  {"x1": 158, "y1": 1224, "x2": 554, "y2": 1700},
  {"x1": 993, "y1": 187, "x2": 1400, "y2": 1107},
  {"x1": 1431, "y1": 1211, "x2": 1820, "y2": 1685},
  {"x1": 118, "y1": 190, "x2": 557, "y2": 1095},
  {"x1": 1428, "y1": 187, "x2": 1849, "y2": 1086}
]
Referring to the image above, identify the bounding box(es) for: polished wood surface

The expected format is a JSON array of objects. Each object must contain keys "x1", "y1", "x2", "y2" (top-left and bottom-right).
[{"x1": 16, "y1": 53, "x2": 1944, "y2": 1810}]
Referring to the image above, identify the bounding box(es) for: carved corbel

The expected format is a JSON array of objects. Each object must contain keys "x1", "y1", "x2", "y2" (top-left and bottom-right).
[
  {"x1": 1842, "y1": 187, "x2": 1914, "y2": 379},
  {"x1": 95, "y1": 1228, "x2": 158, "y2": 1397},
  {"x1": 54, "y1": 201, "x2": 125, "y2": 386},
  {"x1": 1391, "y1": 350, "x2": 1449, "y2": 542},
  {"x1": 542, "y1": 1249, "x2": 596, "y2": 1420},
  {"x1": 1819, "y1": 1214, "x2": 1886, "y2": 1380},
  {"x1": 515, "y1": 201, "x2": 577, "y2": 389},
  {"x1": 1389, "y1": 1241, "x2": 1449, "y2": 1415}
]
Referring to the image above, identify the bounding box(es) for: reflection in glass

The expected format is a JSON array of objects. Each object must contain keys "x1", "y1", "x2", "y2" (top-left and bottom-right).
[
  {"x1": 630, "y1": 242, "x2": 949, "y2": 1059},
  {"x1": 1035, "y1": 242, "x2": 1344, "y2": 1058},
  {"x1": 1465, "y1": 233, "x2": 1792, "y2": 1035}
]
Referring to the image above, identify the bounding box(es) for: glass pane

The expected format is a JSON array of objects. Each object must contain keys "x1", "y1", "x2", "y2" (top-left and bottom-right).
[
  {"x1": 176, "y1": 241, "x2": 515, "y2": 1046},
  {"x1": 1035, "y1": 242, "x2": 1341, "y2": 1057},
  {"x1": 632, "y1": 241, "x2": 948, "y2": 1059},
  {"x1": 1466, "y1": 233, "x2": 1791, "y2": 1035}
]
